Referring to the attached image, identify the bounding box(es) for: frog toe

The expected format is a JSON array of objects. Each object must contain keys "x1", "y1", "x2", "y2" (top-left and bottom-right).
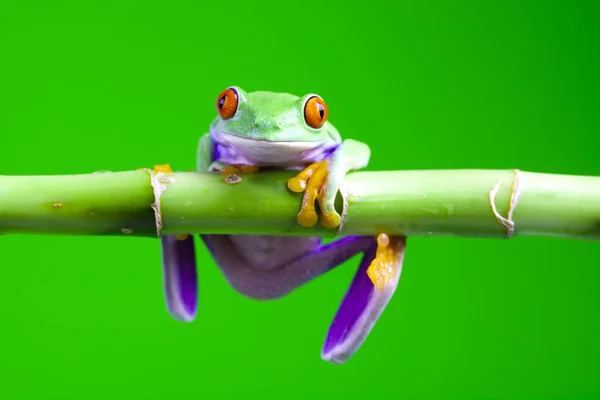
[
  {"x1": 287, "y1": 160, "x2": 344, "y2": 229},
  {"x1": 317, "y1": 185, "x2": 341, "y2": 229}
]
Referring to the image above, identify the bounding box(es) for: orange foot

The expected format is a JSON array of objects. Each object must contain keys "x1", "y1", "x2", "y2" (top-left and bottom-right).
[
  {"x1": 137, "y1": 164, "x2": 174, "y2": 173},
  {"x1": 219, "y1": 164, "x2": 261, "y2": 176},
  {"x1": 287, "y1": 161, "x2": 338, "y2": 229},
  {"x1": 219, "y1": 164, "x2": 260, "y2": 184},
  {"x1": 153, "y1": 164, "x2": 173, "y2": 173},
  {"x1": 367, "y1": 234, "x2": 404, "y2": 290}
]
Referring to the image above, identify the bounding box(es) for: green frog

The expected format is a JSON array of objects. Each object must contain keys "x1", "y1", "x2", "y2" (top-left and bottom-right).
[{"x1": 159, "y1": 86, "x2": 407, "y2": 363}]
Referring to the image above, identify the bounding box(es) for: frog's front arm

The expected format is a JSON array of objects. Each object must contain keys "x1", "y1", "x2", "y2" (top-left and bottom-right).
[{"x1": 287, "y1": 138, "x2": 370, "y2": 229}]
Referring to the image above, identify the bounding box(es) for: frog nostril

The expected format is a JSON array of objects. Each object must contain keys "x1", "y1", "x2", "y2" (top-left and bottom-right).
[{"x1": 252, "y1": 119, "x2": 281, "y2": 130}]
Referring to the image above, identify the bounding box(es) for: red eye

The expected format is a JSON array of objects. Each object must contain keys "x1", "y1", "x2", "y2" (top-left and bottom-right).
[
  {"x1": 216, "y1": 88, "x2": 238, "y2": 119},
  {"x1": 304, "y1": 96, "x2": 328, "y2": 129}
]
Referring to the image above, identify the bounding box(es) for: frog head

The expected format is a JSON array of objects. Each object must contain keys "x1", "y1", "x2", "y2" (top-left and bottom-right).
[{"x1": 209, "y1": 86, "x2": 341, "y2": 166}]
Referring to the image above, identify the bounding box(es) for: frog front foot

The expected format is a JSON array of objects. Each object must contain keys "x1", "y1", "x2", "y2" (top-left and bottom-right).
[
  {"x1": 208, "y1": 161, "x2": 261, "y2": 184},
  {"x1": 287, "y1": 160, "x2": 341, "y2": 229}
]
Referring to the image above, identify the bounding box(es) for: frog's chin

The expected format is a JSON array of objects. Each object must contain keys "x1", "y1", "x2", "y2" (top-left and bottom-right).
[{"x1": 211, "y1": 131, "x2": 336, "y2": 167}]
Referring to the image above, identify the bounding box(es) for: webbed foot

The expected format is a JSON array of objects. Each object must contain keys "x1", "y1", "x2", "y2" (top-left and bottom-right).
[
  {"x1": 218, "y1": 164, "x2": 261, "y2": 175},
  {"x1": 210, "y1": 162, "x2": 260, "y2": 184},
  {"x1": 367, "y1": 234, "x2": 404, "y2": 290},
  {"x1": 153, "y1": 164, "x2": 173, "y2": 173},
  {"x1": 287, "y1": 160, "x2": 341, "y2": 229}
]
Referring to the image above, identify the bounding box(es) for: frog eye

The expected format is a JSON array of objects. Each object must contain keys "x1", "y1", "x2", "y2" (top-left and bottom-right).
[
  {"x1": 216, "y1": 87, "x2": 239, "y2": 119},
  {"x1": 303, "y1": 95, "x2": 328, "y2": 129}
]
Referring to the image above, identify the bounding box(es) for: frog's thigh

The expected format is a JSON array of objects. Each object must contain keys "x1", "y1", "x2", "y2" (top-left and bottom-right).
[{"x1": 201, "y1": 235, "x2": 374, "y2": 300}]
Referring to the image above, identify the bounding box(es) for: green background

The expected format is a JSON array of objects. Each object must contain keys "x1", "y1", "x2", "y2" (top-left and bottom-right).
[{"x1": 1, "y1": 0, "x2": 599, "y2": 398}]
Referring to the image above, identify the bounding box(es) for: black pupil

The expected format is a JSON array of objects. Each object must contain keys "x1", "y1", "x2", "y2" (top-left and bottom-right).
[
  {"x1": 218, "y1": 95, "x2": 226, "y2": 110},
  {"x1": 316, "y1": 103, "x2": 325, "y2": 119}
]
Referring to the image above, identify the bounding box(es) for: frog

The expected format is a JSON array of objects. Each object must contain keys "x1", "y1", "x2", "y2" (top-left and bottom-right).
[{"x1": 159, "y1": 86, "x2": 407, "y2": 364}]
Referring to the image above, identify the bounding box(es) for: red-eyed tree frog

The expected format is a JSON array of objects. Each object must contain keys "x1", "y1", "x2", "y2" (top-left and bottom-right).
[{"x1": 158, "y1": 86, "x2": 407, "y2": 363}]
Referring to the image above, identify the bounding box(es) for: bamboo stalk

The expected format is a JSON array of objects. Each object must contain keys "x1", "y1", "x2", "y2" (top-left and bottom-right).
[{"x1": 0, "y1": 169, "x2": 598, "y2": 240}]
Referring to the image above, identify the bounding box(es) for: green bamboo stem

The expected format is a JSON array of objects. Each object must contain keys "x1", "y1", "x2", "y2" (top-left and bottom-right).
[{"x1": 0, "y1": 169, "x2": 598, "y2": 240}]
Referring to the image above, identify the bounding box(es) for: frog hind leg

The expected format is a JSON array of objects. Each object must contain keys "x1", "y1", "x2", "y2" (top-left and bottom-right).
[
  {"x1": 321, "y1": 234, "x2": 407, "y2": 364},
  {"x1": 160, "y1": 234, "x2": 198, "y2": 322},
  {"x1": 200, "y1": 235, "x2": 374, "y2": 300},
  {"x1": 157, "y1": 133, "x2": 215, "y2": 322},
  {"x1": 202, "y1": 233, "x2": 407, "y2": 364}
]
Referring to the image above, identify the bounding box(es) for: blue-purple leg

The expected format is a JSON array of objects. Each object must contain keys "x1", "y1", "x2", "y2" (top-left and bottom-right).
[
  {"x1": 322, "y1": 236, "x2": 407, "y2": 363},
  {"x1": 160, "y1": 234, "x2": 198, "y2": 322}
]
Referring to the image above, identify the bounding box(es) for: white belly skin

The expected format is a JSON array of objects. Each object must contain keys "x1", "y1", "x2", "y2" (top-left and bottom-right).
[
  {"x1": 222, "y1": 134, "x2": 322, "y2": 166},
  {"x1": 227, "y1": 235, "x2": 322, "y2": 271},
  {"x1": 210, "y1": 131, "x2": 339, "y2": 167}
]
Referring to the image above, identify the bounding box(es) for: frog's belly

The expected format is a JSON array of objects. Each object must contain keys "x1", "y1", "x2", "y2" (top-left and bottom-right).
[{"x1": 228, "y1": 235, "x2": 321, "y2": 271}]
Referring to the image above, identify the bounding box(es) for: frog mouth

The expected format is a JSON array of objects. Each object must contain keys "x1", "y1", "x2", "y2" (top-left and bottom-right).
[
  {"x1": 211, "y1": 131, "x2": 338, "y2": 167},
  {"x1": 219, "y1": 131, "x2": 320, "y2": 148}
]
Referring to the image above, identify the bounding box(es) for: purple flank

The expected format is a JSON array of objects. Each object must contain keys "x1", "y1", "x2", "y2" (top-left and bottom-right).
[
  {"x1": 213, "y1": 142, "x2": 251, "y2": 165},
  {"x1": 212, "y1": 141, "x2": 221, "y2": 161}
]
